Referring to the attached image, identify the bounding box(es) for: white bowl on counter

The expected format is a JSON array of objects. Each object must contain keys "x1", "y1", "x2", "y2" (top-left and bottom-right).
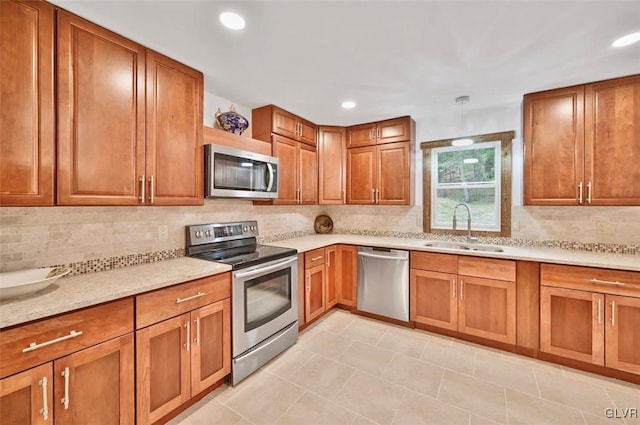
[{"x1": 0, "y1": 267, "x2": 70, "y2": 301}]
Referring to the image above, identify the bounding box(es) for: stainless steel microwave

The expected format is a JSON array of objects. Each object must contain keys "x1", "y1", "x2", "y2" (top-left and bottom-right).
[{"x1": 205, "y1": 144, "x2": 278, "y2": 199}]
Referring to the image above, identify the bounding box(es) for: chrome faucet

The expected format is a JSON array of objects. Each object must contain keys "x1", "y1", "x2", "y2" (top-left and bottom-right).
[{"x1": 453, "y1": 203, "x2": 478, "y2": 243}]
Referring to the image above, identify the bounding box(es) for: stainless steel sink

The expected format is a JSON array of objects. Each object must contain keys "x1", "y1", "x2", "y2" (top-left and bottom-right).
[{"x1": 423, "y1": 242, "x2": 504, "y2": 253}]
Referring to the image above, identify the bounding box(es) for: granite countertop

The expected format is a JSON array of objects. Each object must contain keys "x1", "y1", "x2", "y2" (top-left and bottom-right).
[
  {"x1": 268, "y1": 234, "x2": 640, "y2": 272},
  {"x1": 0, "y1": 257, "x2": 231, "y2": 329}
]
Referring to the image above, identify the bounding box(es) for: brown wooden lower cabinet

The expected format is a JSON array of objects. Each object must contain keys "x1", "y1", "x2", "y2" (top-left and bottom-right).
[
  {"x1": 541, "y1": 286, "x2": 640, "y2": 374},
  {"x1": 305, "y1": 264, "x2": 326, "y2": 322},
  {"x1": 136, "y1": 298, "x2": 230, "y2": 424},
  {"x1": 337, "y1": 245, "x2": 357, "y2": 306},
  {"x1": 0, "y1": 363, "x2": 52, "y2": 425},
  {"x1": 410, "y1": 252, "x2": 516, "y2": 344}
]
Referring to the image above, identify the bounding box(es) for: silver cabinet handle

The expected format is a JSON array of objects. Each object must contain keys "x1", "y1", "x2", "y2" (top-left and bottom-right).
[
  {"x1": 597, "y1": 297, "x2": 602, "y2": 324},
  {"x1": 23, "y1": 330, "x2": 83, "y2": 353},
  {"x1": 610, "y1": 300, "x2": 616, "y2": 326},
  {"x1": 578, "y1": 181, "x2": 583, "y2": 204},
  {"x1": 357, "y1": 251, "x2": 408, "y2": 261},
  {"x1": 371, "y1": 188, "x2": 376, "y2": 204},
  {"x1": 376, "y1": 188, "x2": 380, "y2": 204},
  {"x1": 587, "y1": 181, "x2": 592, "y2": 204},
  {"x1": 176, "y1": 292, "x2": 205, "y2": 304},
  {"x1": 370, "y1": 128, "x2": 374, "y2": 140},
  {"x1": 590, "y1": 278, "x2": 626, "y2": 287},
  {"x1": 311, "y1": 255, "x2": 323, "y2": 261},
  {"x1": 452, "y1": 278, "x2": 456, "y2": 299},
  {"x1": 299, "y1": 187, "x2": 303, "y2": 204},
  {"x1": 148, "y1": 175, "x2": 155, "y2": 203},
  {"x1": 377, "y1": 128, "x2": 381, "y2": 139},
  {"x1": 327, "y1": 254, "x2": 330, "y2": 268},
  {"x1": 61, "y1": 367, "x2": 70, "y2": 410},
  {"x1": 306, "y1": 273, "x2": 310, "y2": 291},
  {"x1": 460, "y1": 279, "x2": 464, "y2": 299},
  {"x1": 40, "y1": 377, "x2": 49, "y2": 420},
  {"x1": 139, "y1": 174, "x2": 146, "y2": 204},
  {"x1": 184, "y1": 321, "x2": 190, "y2": 352},
  {"x1": 194, "y1": 317, "x2": 200, "y2": 346}
]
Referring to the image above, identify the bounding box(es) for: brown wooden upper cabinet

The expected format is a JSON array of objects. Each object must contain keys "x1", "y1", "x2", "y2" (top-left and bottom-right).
[
  {"x1": 253, "y1": 105, "x2": 317, "y2": 147},
  {"x1": 271, "y1": 135, "x2": 318, "y2": 205},
  {"x1": 0, "y1": 1, "x2": 55, "y2": 206},
  {"x1": 57, "y1": 11, "x2": 203, "y2": 206},
  {"x1": 524, "y1": 74, "x2": 640, "y2": 206},
  {"x1": 347, "y1": 116, "x2": 412, "y2": 148},
  {"x1": 346, "y1": 142, "x2": 414, "y2": 205},
  {"x1": 318, "y1": 126, "x2": 346, "y2": 204}
]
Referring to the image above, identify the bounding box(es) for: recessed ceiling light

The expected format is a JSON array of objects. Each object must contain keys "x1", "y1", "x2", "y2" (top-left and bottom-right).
[
  {"x1": 341, "y1": 101, "x2": 356, "y2": 109},
  {"x1": 219, "y1": 12, "x2": 245, "y2": 30},
  {"x1": 612, "y1": 32, "x2": 640, "y2": 47}
]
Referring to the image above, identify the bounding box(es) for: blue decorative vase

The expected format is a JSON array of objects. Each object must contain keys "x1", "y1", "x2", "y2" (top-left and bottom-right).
[{"x1": 215, "y1": 105, "x2": 249, "y2": 135}]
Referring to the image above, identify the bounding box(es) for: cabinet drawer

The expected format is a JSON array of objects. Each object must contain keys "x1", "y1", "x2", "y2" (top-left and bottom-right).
[
  {"x1": 136, "y1": 272, "x2": 231, "y2": 329},
  {"x1": 458, "y1": 257, "x2": 515, "y2": 282},
  {"x1": 0, "y1": 298, "x2": 133, "y2": 379},
  {"x1": 305, "y1": 248, "x2": 326, "y2": 269},
  {"x1": 410, "y1": 251, "x2": 457, "y2": 274},
  {"x1": 541, "y1": 264, "x2": 640, "y2": 297}
]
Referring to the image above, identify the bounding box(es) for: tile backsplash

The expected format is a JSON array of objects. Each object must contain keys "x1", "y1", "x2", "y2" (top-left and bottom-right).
[{"x1": 1, "y1": 202, "x2": 638, "y2": 273}]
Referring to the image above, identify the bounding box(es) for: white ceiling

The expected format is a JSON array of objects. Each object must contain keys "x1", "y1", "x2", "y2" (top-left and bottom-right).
[{"x1": 50, "y1": 0, "x2": 639, "y2": 129}]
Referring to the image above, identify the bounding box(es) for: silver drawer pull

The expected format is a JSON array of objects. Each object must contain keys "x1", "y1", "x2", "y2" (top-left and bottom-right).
[
  {"x1": 176, "y1": 292, "x2": 205, "y2": 304},
  {"x1": 311, "y1": 256, "x2": 323, "y2": 261},
  {"x1": 22, "y1": 330, "x2": 83, "y2": 353},
  {"x1": 590, "y1": 278, "x2": 626, "y2": 287}
]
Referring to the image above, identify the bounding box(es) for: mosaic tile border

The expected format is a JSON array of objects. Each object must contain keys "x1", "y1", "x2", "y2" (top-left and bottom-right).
[
  {"x1": 50, "y1": 229, "x2": 638, "y2": 278},
  {"x1": 51, "y1": 248, "x2": 185, "y2": 277}
]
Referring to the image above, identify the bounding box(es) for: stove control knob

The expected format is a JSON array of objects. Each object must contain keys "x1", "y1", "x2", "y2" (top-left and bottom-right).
[
  {"x1": 195, "y1": 230, "x2": 201, "y2": 238},
  {"x1": 251, "y1": 225, "x2": 256, "y2": 231},
  {"x1": 243, "y1": 226, "x2": 248, "y2": 232},
  {"x1": 205, "y1": 230, "x2": 211, "y2": 237}
]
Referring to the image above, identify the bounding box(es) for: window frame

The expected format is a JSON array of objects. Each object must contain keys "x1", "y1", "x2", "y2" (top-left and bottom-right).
[{"x1": 420, "y1": 130, "x2": 514, "y2": 237}]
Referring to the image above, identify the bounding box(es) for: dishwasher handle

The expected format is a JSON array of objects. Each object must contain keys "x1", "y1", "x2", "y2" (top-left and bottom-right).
[{"x1": 358, "y1": 251, "x2": 408, "y2": 261}]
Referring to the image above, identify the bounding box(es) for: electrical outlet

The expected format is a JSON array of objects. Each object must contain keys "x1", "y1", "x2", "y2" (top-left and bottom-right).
[{"x1": 158, "y1": 225, "x2": 169, "y2": 241}]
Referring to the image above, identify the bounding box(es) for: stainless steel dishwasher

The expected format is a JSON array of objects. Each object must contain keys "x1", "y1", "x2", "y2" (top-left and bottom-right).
[{"x1": 357, "y1": 246, "x2": 409, "y2": 321}]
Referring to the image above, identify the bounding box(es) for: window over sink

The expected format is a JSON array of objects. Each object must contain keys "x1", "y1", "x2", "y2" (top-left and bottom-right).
[{"x1": 421, "y1": 130, "x2": 515, "y2": 237}]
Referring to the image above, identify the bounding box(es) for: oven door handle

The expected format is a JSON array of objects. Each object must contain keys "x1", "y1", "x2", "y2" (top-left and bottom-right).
[
  {"x1": 266, "y1": 163, "x2": 275, "y2": 192},
  {"x1": 234, "y1": 257, "x2": 297, "y2": 279}
]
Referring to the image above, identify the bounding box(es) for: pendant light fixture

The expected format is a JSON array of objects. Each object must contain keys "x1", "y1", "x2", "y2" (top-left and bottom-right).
[{"x1": 451, "y1": 96, "x2": 474, "y2": 147}]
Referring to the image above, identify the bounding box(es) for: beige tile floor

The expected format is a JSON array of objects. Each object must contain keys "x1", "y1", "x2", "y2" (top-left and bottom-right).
[{"x1": 169, "y1": 310, "x2": 640, "y2": 425}]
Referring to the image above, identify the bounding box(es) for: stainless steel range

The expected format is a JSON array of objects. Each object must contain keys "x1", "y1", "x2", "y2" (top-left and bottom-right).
[{"x1": 186, "y1": 221, "x2": 298, "y2": 385}]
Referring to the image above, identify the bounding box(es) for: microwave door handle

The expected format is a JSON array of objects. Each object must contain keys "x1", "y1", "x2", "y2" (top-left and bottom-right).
[{"x1": 266, "y1": 163, "x2": 275, "y2": 192}]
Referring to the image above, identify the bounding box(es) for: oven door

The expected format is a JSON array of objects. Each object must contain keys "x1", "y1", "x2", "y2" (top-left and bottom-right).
[{"x1": 232, "y1": 255, "x2": 298, "y2": 356}]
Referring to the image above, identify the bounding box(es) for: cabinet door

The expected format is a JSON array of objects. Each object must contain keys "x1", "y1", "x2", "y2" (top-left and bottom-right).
[
  {"x1": 346, "y1": 146, "x2": 376, "y2": 204},
  {"x1": 272, "y1": 135, "x2": 298, "y2": 205},
  {"x1": 272, "y1": 108, "x2": 298, "y2": 140},
  {"x1": 376, "y1": 117, "x2": 411, "y2": 144},
  {"x1": 299, "y1": 144, "x2": 318, "y2": 204},
  {"x1": 347, "y1": 123, "x2": 376, "y2": 148},
  {"x1": 318, "y1": 127, "x2": 346, "y2": 204},
  {"x1": 0, "y1": 363, "x2": 52, "y2": 425},
  {"x1": 458, "y1": 276, "x2": 516, "y2": 344},
  {"x1": 377, "y1": 142, "x2": 411, "y2": 205},
  {"x1": 305, "y1": 264, "x2": 326, "y2": 322},
  {"x1": 0, "y1": 1, "x2": 54, "y2": 206},
  {"x1": 298, "y1": 119, "x2": 317, "y2": 147},
  {"x1": 584, "y1": 75, "x2": 640, "y2": 206},
  {"x1": 136, "y1": 314, "x2": 190, "y2": 425},
  {"x1": 57, "y1": 11, "x2": 146, "y2": 206},
  {"x1": 191, "y1": 299, "x2": 231, "y2": 395},
  {"x1": 605, "y1": 295, "x2": 640, "y2": 374},
  {"x1": 410, "y1": 269, "x2": 457, "y2": 331},
  {"x1": 523, "y1": 87, "x2": 584, "y2": 205},
  {"x1": 540, "y1": 286, "x2": 604, "y2": 365},
  {"x1": 54, "y1": 334, "x2": 134, "y2": 425},
  {"x1": 146, "y1": 50, "x2": 204, "y2": 206},
  {"x1": 325, "y1": 246, "x2": 338, "y2": 309},
  {"x1": 337, "y1": 245, "x2": 357, "y2": 306}
]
